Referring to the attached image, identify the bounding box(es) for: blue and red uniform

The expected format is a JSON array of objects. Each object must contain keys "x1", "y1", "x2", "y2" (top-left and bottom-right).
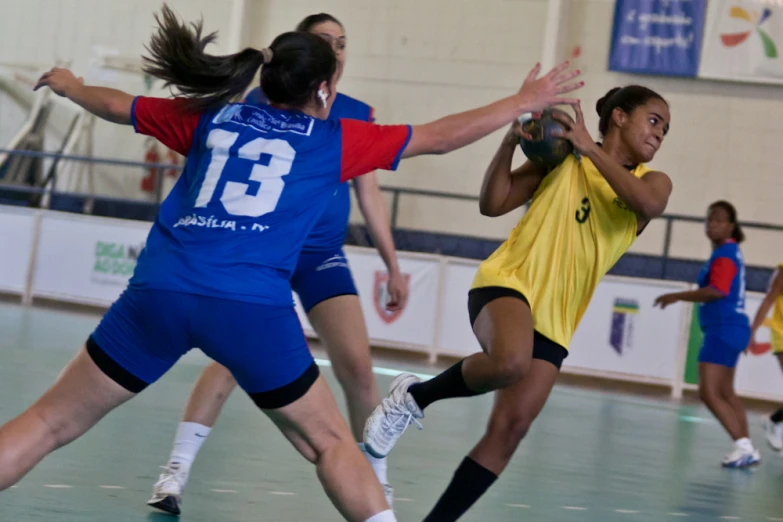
[
  {"x1": 245, "y1": 88, "x2": 374, "y2": 312},
  {"x1": 696, "y1": 239, "x2": 750, "y2": 367},
  {"x1": 88, "y1": 97, "x2": 411, "y2": 408}
]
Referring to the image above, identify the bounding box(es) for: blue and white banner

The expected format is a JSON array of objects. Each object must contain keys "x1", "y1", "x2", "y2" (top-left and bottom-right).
[{"x1": 609, "y1": 0, "x2": 707, "y2": 77}]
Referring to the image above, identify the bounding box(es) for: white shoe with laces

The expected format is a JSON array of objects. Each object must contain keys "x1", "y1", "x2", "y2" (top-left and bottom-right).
[
  {"x1": 721, "y1": 447, "x2": 761, "y2": 468},
  {"x1": 147, "y1": 463, "x2": 189, "y2": 515},
  {"x1": 762, "y1": 415, "x2": 783, "y2": 451},
  {"x1": 364, "y1": 373, "x2": 424, "y2": 459}
]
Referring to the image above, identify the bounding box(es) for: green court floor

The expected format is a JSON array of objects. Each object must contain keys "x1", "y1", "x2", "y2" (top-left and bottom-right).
[{"x1": 1, "y1": 302, "x2": 782, "y2": 521}]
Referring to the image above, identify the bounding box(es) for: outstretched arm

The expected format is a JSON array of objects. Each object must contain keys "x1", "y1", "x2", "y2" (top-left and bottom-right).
[
  {"x1": 35, "y1": 68, "x2": 134, "y2": 125},
  {"x1": 402, "y1": 61, "x2": 582, "y2": 159}
]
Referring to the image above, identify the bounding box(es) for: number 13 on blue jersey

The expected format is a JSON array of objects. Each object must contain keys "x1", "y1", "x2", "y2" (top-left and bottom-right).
[{"x1": 195, "y1": 129, "x2": 297, "y2": 218}]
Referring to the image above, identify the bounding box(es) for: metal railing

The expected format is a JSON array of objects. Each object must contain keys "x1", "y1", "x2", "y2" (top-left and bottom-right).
[{"x1": 2, "y1": 147, "x2": 783, "y2": 283}]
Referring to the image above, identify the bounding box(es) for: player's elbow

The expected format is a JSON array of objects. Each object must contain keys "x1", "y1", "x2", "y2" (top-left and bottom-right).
[
  {"x1": 479, "y1": 197, "x2": 504, "y2": 217},
  {"x1": 637, "y1": 199, "x2": 667, "y2": 221}
]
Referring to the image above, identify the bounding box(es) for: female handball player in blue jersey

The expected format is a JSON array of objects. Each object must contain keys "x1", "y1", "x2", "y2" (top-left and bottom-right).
[
  {"x1": 147, "y1": 14, "x2": 408, "y2": 514},
  {"x1": 0, "y1": 6, "x2": 581, "y2": 521},
  {"x1": 655, "y1": 201, "x2": 758, "y2": 468}
]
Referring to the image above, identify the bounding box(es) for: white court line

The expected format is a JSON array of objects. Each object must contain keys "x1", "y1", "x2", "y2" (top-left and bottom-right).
[
  {"x1": 720, "y1": 517, "x2": 741, "y2": 520},
  {"x1": 768, "y1": 518, "x2": 783, "y2": 521},
  {"x1": 615, "y1": 509, "x2": 640, "y2": 514},
  {"x1": 268, "y1": 491, "x2": 296, "y2": 496},
  {"x1": 212, "y1": 489, "x2": 238, "y2": 493},
  {"x1": 44, "y1": 484, "x2": 72, "y2": 488},
  {"x1": 562, "y1": 506, "x2": 587, "y2": 511},
  {"x1": 506, "y1": 504, "x2": 530, "y2": 508},
  {"x1": 99, "y1": 485, "x2": 125, "y2": 490},
  {"x1": 10, "y1": 485, "x2": 18, "y2": 489},
  {"x1": 395, "y1": 498, "x2": 414, "y2": 502},
  {"x1": 668, "y1": 514, "x2": 689, "y2": 517}
]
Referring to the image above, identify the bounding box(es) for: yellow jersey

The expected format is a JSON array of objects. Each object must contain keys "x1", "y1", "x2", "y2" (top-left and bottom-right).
[
  {"x1": 472, "y1": 154, "x2": 650, "y2": 349},
  {"x1": 766, "y1": 265, "x2": 783, "y2": 352}
]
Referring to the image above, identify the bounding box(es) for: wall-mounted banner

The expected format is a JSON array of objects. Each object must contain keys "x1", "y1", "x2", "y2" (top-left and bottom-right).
[
  {"x1": 699, "y1": 0, "x2": 783, "y2": 84},
  {"x1": 609, "y1": 0, "x2": 706, "y2": 77}
]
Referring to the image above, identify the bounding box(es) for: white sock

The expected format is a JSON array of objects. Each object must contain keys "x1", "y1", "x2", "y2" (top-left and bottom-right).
[
  {"x1": 735, "y1": 437, "x2": 754, "y2": 452},
  {"x1": 359, "y1": 442, "x2": 388, "y2": 484},
  {"x1": 364, "y1": 509, "x2": 396, "y2": 522},
  {"x1": 167, "y1": 422, "x2": 212, "y2": 472}
]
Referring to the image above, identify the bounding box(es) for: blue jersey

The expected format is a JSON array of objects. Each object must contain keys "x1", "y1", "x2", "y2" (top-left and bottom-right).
[
  {"x1": 697, "y1": 240, "x2": 749, "y2": 329},
  {"x1": 128, "y1": 97, "x2": 411, "y2": 306},
  {"x1": 245, "y1": 89, "x2": 374, "y2": 252}
]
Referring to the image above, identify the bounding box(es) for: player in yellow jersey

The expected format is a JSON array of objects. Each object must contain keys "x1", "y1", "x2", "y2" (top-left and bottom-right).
[
  {"x1": 748, "y1": 263, "x2": 783, "y2": 450},
  {"x1": 363, "y1": 85, "x2": 672, "y2": 521}
]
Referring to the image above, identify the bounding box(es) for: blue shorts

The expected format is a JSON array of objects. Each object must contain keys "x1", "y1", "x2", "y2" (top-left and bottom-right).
[
  {"x1": 698, "y1": 325, "x2": 751, "y2": 368},
  {"x1": 291, "y1": 248, "x2": 358, "y2": 313},
  {"x1": 88, "y1": 287, "x2": 318, "y2": 409}
]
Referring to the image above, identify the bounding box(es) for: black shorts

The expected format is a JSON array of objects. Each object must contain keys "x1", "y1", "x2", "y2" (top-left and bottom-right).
[{"x1": 467, "y1": 286, "x2": 568, "y2": 370}]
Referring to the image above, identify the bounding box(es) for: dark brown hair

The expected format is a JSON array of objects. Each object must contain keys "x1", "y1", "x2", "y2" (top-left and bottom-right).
[
  {"x1": 142, "y1": 4, "x2": 336, "y2": 110},
  {"x1": 709, "y1": 200, "x2": 745, "y2": 243},
  {"x1": 595, "y1": 85, "x2": 667, "y2": 137},
  {"x1": 296, "y1": 13, "x2": 343, "y2": 32}
]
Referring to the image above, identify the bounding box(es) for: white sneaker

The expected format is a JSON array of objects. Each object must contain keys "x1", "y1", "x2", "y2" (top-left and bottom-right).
[
  {"x1": 147, "y1": 463, "x2": 188, "y2": 515},
  {"x1": 383, "y1": 483, "x2": 394, "y2": 508},
  {"x1": 762, "y1": 416, "x2": 783, "y2": 451},
  {"x1": 721, "y1": 447, "x2": 761, "y2": 468},
  {"x1": 364, "y1": 373, "x2": 425, "y2": 459}
]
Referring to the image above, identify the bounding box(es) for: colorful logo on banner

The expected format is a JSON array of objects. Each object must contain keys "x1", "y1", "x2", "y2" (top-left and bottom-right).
[
  {"x1": 720, "y1": 7, "x2": 778, "y2": 58},
  {"x1": 610, "y1": 298, "x2": 639, "y2": 355},
  {"x1": 92, "y1": 240, "x2": 144, "y2": 283},
  {"x1": 373, "y1": 271, "x2": 410, "y2": 324},
  {"x1": 608, "y1": 0, "x2": 707, "y2": 77}
]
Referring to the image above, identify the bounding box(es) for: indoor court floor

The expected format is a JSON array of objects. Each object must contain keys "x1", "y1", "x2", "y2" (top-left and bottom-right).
[{"x1": 1, "y1": 302, "x2": 783, "y2": 522}]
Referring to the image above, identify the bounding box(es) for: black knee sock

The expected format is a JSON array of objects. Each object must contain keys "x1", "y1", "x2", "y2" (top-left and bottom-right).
[
  {"x1": 408, "y1": 360, "x2": 481, "y2": 411},
  {"x1": 771, "y1": 408, "x2": 783, "y2": 424},
  {"x1": 423, "y1": 456, "x2": 498, "y2": 522}
]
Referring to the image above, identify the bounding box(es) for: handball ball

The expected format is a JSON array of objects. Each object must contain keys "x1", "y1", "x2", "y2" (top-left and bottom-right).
[{"x1": 519, "y1": 108, "x2": 574, "y2": 169}]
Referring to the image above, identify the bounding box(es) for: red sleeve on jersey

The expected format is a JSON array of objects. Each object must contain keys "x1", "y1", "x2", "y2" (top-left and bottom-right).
[
  {"x1": 709, "y1": 257, "x2": 738, "y2": 295},
  {"x1": 339, "y1": 119, "x2": 412, "y2": 182},
  {"x1": 131, "y1": 96, "x2": 203, "y2": 156}
]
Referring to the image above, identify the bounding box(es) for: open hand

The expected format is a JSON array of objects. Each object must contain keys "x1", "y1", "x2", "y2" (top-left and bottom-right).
[
  {"x1": 34, "y1": 67, "x2": 83, "y2": 97},
  {"x1": 517, "y1": 61, "x2": 583, "y2": 113},
  {"x1": 550, "y1": 101, "x2": 595, "y2": 155}
]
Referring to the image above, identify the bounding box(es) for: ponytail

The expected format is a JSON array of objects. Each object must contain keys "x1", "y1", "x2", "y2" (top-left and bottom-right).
[
  {"x1": 142, "y1": 5, "x2": 336, "y2": 112},
  {"x1": 142, "y1": 4, "x2": 268, "y2": 110}
]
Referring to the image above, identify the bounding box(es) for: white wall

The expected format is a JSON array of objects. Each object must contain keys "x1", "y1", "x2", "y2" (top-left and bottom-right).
[
  {"x1": 558, "y1": 0, "x2": 783, "y2": 266},
  {"x1": 244, "y1": 0, "x2": 783, "y2": 265},
  {"x1": 0, "y1": 0, "x2": 235, "y2": 199},
  {"x1": 2, "y1": 0, "x2": 781, "y2": 265},
  {"x1": 245, "y1": 0, "x2": 545, "y2": 241}
]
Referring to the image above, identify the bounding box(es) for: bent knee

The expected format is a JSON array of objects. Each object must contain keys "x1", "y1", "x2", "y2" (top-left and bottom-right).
[{"x1": 492, "y1": 356, "x2": 530, "y2": 388}]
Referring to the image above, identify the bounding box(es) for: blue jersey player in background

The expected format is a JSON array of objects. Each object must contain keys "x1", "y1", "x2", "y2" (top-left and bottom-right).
[
  {"x1": 3, "y1": 5, "x2": 583, "y2": 521},
  {"x1": 149, "y1": 14, "x2": 409, "y2": 514},
  {"x1": 655, "y1": 201, "x2": 758, "y2": 468}
]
